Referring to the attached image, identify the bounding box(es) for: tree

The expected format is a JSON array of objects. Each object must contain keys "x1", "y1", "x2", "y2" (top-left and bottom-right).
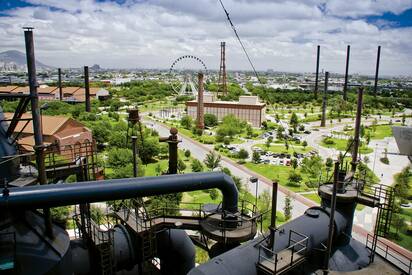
[
  {"x1": 108, "y1": 131, "x2": 127, "y2": 148},
  {"x1": 302, "y1": 140, "x2": 308, "y2": 149},
  {"x1": 261, "y1": 121, "x2": 268, "y2": 130},
  {"x1": 184, "y1": 149, "x2": 191, "y2": 159},
  {"x1": 204, "y1": 151, "x2": 221, "y2": 170},
  {"x1": 287, "y1": 171, "x2": 302, "y2": 186},
  {"x1": 204, "y1": 113, "x2": 218, "y2": 127},
  {"x1": 402, "y1": 113, "x2": 406, "y2": 126},
  {"x1": 284, "y1": 195, "x2": 293, "y2": 221},
  {"x1": 284, "y1": 140, "x2": 289, "y2": 151},
  {"x1": 191, "y1": 159, "x2": 204, "y2": 172},
  {"x1": 177, "y1": 159, "x2": 187, "y2": 173},
  {"x1": 237, "y1": 149, "x2": 249, "y2": 162},
  {"x1": 246, "y1": 124, "x2": 253, "y2": 138},
  {"x1": 290, "y1": 158, "x2": 298, "y2": 170},
  {"x1": 252, "y1": 151, "x2": 261, "y2": 164},
  {"x1": 107, "y1": 148, "x2": 133, "y2": 168},
  {"x1": 301, "y1": 155, "x2": 323, "y2": 180},
  {"x1": 209, "y1": 189, "x2": 218, "y2": 200},
  {"x1": 277, "y1": 125, "x2": 284, "y2": 140},
  {"x1": 180, "y1": 115, "x2": 193, "y2": 129},
  {"x1": 155, "y1": 164, "x2": 162, "y2": 175},
  {"x1": 138, "y1": 138, "x2": 160, "y2": 164},
  {"x1": 290, "y1": 112, "x2": 299, "y2": 132}
]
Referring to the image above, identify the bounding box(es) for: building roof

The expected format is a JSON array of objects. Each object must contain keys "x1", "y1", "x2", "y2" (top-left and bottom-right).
[
  {"x1": 10, "y1": 86, "x2": 29, "y2": 94},
  {"x1": 62, "y1": 87, "x2": 81, "y2": 95},
  {"x1": 0, "y1": 86, "x2": 18, "y2": 93},
  {"x1": 38, "y1": 87, "x2": 58, "y2": 94},
  {"x1": 4, "y1": 113, "x2": 70, "y2": 136}
]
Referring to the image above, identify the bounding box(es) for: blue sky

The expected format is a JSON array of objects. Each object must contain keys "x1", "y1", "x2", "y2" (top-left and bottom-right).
[{"x1": 0, "y1": 0, "x2": 411, "y2": 75}]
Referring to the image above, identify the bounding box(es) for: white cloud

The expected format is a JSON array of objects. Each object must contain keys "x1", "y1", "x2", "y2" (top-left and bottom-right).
[{"x1": 0, "y1": 0, "x2": 411, "y2": 75}]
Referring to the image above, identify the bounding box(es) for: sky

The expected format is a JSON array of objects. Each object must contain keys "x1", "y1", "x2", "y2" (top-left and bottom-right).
[{"x1": 0, "y1": 0, "x2": 412, "y2": 76}]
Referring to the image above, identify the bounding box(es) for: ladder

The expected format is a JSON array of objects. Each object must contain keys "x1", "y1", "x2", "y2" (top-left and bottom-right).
[{"x1": 99, "y1": 241, "x2": 115, "y2": 275}]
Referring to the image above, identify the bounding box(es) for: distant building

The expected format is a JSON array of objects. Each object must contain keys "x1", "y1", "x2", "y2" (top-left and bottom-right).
[
  {"x1": 186, "y1": 95, "x2": 266, "y2": 127},
  {"x1": 4, "y1": 113, "x2": 93, "y2": 155},
  {"x1": 0, "y1": 85, "x2": 109, "y2": 102}
]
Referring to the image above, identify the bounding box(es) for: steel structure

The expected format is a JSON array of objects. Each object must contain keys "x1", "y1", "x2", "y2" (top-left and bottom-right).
[
  {"x1": 217, "y1": 41, "x2": 228, "y2": 97},
  {"x1": 169, "y1": 55, "x2": 208, "y2": 96}
]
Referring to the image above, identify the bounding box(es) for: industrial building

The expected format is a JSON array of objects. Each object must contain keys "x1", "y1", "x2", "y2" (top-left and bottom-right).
[
  {"x1": 0, "y1": 85, "x2": 109, "y2": 102},
  {"x1": 186, "y1": 95, "x2": 266, "y2": 127}
]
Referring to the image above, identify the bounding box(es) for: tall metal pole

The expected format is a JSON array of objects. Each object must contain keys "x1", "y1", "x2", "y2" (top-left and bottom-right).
[
  {"x1": 320, "y1": 71, "x2": 329, "y2": 127},
  {"x1": 131, "y1": 136, "x2": 138, "y2": 177},
  {"x1": 343, "y1": 45, "x2": 350, "y2": 101},
  {"x1": 268, "y1": 181, "x2": 278, "y2": 249},
  {"x1": 24, "y1": 27, "x2": 52, "y2": 237},
  {"x1": 84, "y1": 66, "x2": 91, "y2": 112},
  {"x1": 324, "y1": 162, "x2": 340, "y2": 274},
  {"x1": 314, "y1": 45, "x2": 320, "y2": 99},
  {"x1": 351, "y1": 87, "x2": 364, "y2": 172},
  {"x1": 58, "y1": 68, "x2": 63, "y2": 101},
  {"x1": 373, "y1": 46, "x2": 381, "y2": 97}
]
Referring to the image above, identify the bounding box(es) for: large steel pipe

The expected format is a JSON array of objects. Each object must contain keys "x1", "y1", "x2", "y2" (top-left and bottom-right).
[{"x1": 0, "y1": 172, "x2": 238, "y2": 212}]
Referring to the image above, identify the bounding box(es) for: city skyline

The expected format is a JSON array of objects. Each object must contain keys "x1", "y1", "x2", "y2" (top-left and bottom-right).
[{"x1": 0, "y1": 0, "x2": 412, "y2": 76}]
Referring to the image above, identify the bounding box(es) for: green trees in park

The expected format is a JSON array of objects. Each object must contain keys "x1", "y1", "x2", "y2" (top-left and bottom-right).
[
  {"x1": 184, "y1": 149, "x2": 191, "y2": 159},
  {"x1": 277, "y1": 125, "x2": 284, "y2": 140},
  {"x1": 116, "y1": 80, "x2": 172, "y2": 102},
  {"x1": 204, "y1": 113, "x2": 218, "y2": 127},
  {"x1": 290, "y1": 112, "x2": 299, "y2": 132},
  {"x1": 216, "y1": 114, "x2": 247, "y2": 141},
  {"x1": 283, "y1": 195, "x2": 293, "y2": 221},
  {"x1": 301, "y1": 155, "x2": 323, "y2": 186},
  {"x1": 394, "y1": 167, "x2": 411, "y2": 203},
  {"x1": 204, "y1": 151, "x2": 221, "y2": 170},
  {"x1": 252, "y1": 151, "x2": 261, "y2": 164},
  {"x1": 290, "y1": 158, "x2": 298, "y2": 170},
  {"x1": 287, "y1": 171, "x2": 302, "y2": 187},
  {"x1": 107, "y1": 148, "x2": 133, "y2": 168},
  {"x1": 180, "y1": 115, "x2": 193, "y2": 129},
  {"x1": 191, "y1": 159, "x2": 204, "y2": 172},
  {"x1": 237, "y1": 149, "x2": 249, "y2": 163},
  {"x1": 302, "y1": 140, "x2": 308, "y2": 149},
  {"x1": 177, "y1": 159, "x2": 187, "y2": 174}
]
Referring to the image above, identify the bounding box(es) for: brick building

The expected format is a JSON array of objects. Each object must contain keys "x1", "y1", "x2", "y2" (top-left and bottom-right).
[
  {"x1": 5, "y1": 113, "x2": 93, "y2": 156},
  {"x1": 186, "y1": 95, "x2": 266, "y2": 127}
]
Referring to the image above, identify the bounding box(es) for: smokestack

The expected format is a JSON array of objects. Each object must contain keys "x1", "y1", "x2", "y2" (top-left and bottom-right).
[
  {"x1": 24, "y1": 27, "x2": 51, "y2": 236},
  {"x1": 314, "y1": 45, "x2": 320, "y2": 99},
  {"x1": 351, "y1": 87, "x2": 364, "y2": 172},
  {"x1": 84, "y1": 66, "x2": 91, "y2": 112},
  {"x1": 343, "y1": 45, "x2": 350, "y2": 101},
  {"x1": 320, "y1": 71, "x2": 329, "y2": 127},
  {"x1": 373, "y1": 46, "x2": 381, "y2": 97},
  {"x1": 197, "y1": 72, "x2": 205, "y2": 129},
  {"x1": 58, "y1": 68, "x2": 63, "y2": 101}
]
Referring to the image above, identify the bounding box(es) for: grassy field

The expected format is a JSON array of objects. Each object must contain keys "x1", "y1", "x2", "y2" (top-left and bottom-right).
[
  {"x1": 366, "y1": 125, "x2": 394, "y2": 140},
  {"x1": 388, "y1": 208, "x2": 412, "y2": 251},
  {"x1": 254, "y1": 144, "x2": 313, "y2": 154},
  {"x1": 244, "y1": 163, "x2": 319, "y2": 193},
  {"x1": 320, "y1": 138, "x2": 373, "y2": 154}
]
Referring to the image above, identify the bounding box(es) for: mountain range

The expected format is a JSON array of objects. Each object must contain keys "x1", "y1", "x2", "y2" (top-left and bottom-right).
[{"x1": 0, "y1": 50, "x2": 52, "y2": 71}]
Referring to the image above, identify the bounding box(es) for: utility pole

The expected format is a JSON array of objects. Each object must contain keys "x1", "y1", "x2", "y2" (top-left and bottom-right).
[
  {"x1": 24, "y1": 27, "x2": 52, "y2": 237},
  {"x1": 320, "y1": 71, "x2": 329, "y2": 127},
  {"x1": 373, "y1": 46, "x2": 381, "y2": 97},
  {"x1": 314, "y1": 45, "x2": 320, "y2": 100},
  {"x1": 58, "y1": 68, "x2": 63, "y2": 101},
  {"x1": 84, "y1": 66, "x2": 91, "y2": 112},
  {"x1": 343, "y1": 45, "x2": 350, "y2": 101}
]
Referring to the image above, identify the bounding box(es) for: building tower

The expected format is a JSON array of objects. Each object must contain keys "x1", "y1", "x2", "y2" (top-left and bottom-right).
[
  {"x1": 196, "y1": 72, "x2": 205, "y2": 129},
  {"x1": 373, "y1": 46, "x2": 381, "y2": 97},
  {"x1": 320, "y1": 71, "x2": 329, "y2": 127},
  {"x1": 217, "y1": 42, "x2": 228, "y2": 97}
]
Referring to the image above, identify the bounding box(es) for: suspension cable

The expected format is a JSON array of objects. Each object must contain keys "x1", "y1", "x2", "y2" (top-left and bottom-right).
[{"x1": 218, "y1": 0, "x2": 262, "y2": 84}]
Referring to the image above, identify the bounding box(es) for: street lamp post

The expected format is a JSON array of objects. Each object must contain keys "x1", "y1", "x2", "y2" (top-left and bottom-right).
[{"x1": 250, "y1": 176, "x2": 259, "y2": 207}]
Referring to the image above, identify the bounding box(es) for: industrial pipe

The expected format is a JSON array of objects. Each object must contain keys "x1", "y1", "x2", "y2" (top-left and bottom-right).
[{"x1": 0, "y1": 172, "x2": 238, "y2": 213}]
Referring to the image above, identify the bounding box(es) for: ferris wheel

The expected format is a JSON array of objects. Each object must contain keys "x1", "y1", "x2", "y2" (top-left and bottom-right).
[{"x1": 168, "y1": 55, "x2": 208, "y2": 96}]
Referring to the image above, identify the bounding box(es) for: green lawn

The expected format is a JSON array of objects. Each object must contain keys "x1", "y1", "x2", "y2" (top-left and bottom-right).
[
  {"x1": 244, "y1": 163, "x2": 316, "y2": 193},
  {"x1": 254, "y1": 144, "x2": 313, "y2": 154},
  {"x1": 302, "y1": 193, "x2": 321, "y2": 204},
  {"x1": 366, "y1": 125, "x2": 393, "y2": 140},
  {"x1": 320, "y1": 138, "x2": 373, "y2": 154}
]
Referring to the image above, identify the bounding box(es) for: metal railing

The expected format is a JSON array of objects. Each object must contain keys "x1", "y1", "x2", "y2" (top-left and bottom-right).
[
  {"x1": 257, "y1": 230, "x2": 309, "y2": 274},
  {"x1": 366, "y1": 233, "x2": 412, "y2": 274}
]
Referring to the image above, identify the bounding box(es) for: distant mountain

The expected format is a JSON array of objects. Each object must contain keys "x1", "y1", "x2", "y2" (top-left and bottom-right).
[{"x1": 0, "y1": 50, "x2": 52, "y2": 71}]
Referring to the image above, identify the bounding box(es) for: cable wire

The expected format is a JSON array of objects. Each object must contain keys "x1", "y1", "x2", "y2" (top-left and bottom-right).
[{"x1": 218, "y1": 0, "x2": 262, "y2": 84}]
